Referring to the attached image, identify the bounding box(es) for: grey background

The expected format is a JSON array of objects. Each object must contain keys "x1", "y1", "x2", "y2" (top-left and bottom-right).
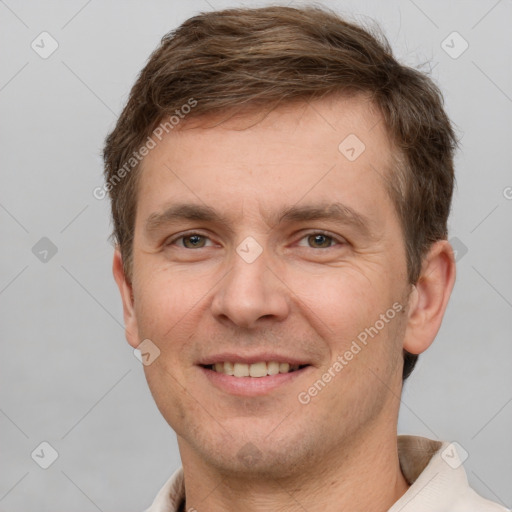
[{"x1": 1, "y1": 0, "x2": 511, "y2": 510}]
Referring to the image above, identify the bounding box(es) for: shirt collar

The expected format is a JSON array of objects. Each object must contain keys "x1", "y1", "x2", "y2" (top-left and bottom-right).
[{"x1": 144, "y1": 435, "x2": 495, "y2": 512}]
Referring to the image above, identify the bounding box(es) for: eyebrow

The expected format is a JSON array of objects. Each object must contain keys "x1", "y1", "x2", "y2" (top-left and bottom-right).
[
  {"x1": 145, "y1": 203, "x2": 236, "y2": 237},
  {"x1": 144, "y1": 201, "x2": 374, "y2": 239},
  {"x1": 274, "y1": 203, "x2": 372, "y2": 237}
]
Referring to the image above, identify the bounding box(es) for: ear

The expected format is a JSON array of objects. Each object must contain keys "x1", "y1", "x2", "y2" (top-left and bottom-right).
[
  {"x1": 112, "y1": 248, "x2": 140, "y2": 349},
  {"x1": 402, "y1": 240, "x2": 456, "y2": 355}
]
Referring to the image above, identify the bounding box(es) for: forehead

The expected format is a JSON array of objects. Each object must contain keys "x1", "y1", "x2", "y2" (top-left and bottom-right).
[{"x1": 135, "y1": 95, "x2": 396, "y2": 230}]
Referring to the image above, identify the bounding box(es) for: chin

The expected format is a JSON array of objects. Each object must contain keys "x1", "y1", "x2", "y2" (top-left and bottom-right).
[
  {"x1": 211, "y1": 446, "x2": 309, "y2": 479},
  {"x1": 182, "y1": 420, "x2": 320, "y2": 480}
]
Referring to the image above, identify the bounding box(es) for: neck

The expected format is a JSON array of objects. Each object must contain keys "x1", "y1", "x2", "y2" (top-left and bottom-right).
[{"x1": 178, "y1": 428, "x2": 410, "y2": 512}]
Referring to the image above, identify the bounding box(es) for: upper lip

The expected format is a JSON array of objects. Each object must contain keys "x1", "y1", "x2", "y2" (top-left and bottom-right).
[{"x1": 197, "y1": 352, "x2": 311, "y2": 366}]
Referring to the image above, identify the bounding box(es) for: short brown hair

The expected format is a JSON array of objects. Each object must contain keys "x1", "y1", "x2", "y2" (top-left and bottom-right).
[{"x1": 103, "y1": 5, "x2": 457, "y2": 381}]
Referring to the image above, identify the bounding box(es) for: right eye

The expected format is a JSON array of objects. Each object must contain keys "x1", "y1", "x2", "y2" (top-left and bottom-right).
[{"x1": 166, "y1": 232, "x2": 215, "y2": 249}]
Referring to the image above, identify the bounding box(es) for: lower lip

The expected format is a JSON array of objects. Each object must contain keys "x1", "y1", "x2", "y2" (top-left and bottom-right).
[{"x1": 199, "y1": 366, "x2": 312, "y2": 396}]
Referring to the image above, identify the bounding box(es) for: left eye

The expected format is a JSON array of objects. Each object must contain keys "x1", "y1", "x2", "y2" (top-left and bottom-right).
[{"x1": 297, "y1": 232, "x2": 340, "y2": 249}]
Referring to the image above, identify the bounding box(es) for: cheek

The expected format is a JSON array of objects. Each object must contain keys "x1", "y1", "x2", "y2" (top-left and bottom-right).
[
  {"x1": 289, "y1": 266, "x2": 404, "y2": 371},
  {"x1": 288, "y1": 266, "x2": 383, "y2": 332},
  {"x1": 132, "y1": 268, "x2": 201, "y2": 343}
]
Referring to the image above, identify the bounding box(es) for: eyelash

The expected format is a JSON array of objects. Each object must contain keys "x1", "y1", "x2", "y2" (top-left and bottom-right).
[{"x1": 166, "y1": 231, "x2": 345, "y2": 249}]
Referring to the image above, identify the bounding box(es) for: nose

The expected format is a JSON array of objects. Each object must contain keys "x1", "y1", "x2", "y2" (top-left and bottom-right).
[{"x1": 210, "y1": 245, "x2": 290, "y2": 329}]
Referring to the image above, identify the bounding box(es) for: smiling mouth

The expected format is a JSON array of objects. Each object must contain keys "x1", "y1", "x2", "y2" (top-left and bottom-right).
[{"x1": 201, "y1": 361, "x2": 310, "y2": 377}]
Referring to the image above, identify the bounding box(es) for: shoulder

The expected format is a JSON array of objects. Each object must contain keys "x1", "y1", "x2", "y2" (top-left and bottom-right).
[
  {"x1": 452, "y1": 487, "x2": 510, "y2": 512},
  {"x1": 394, "y1": 435, "x2": 510, "y2": 512}
]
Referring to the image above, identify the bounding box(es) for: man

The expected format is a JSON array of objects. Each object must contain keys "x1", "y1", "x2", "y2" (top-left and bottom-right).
[{"x1": 103, "y1": 5, "x2": 509, "y2": 512}]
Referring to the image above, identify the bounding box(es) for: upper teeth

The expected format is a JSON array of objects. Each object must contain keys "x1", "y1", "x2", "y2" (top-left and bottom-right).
[{"x1": 212, "y1": 361, "x2": 301, "y2": 377}]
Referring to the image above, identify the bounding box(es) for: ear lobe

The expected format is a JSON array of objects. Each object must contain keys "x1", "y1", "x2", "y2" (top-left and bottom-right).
[
  {"x1": 402, "y1": 240, "x2": 456, "y2": 355},
  {"x1": 112, "y1": 248, "x2": 140, "y2": 348}
]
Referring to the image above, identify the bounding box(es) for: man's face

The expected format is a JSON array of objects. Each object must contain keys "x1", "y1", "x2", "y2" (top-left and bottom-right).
[{"x1": 117, "y1": 95, "x2": 414, "y2": 476}]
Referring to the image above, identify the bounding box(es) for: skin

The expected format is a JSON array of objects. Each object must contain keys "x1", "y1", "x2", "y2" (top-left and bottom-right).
[{"x1": 113, "y1": 94, "x2": 456, "y2": 512}]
